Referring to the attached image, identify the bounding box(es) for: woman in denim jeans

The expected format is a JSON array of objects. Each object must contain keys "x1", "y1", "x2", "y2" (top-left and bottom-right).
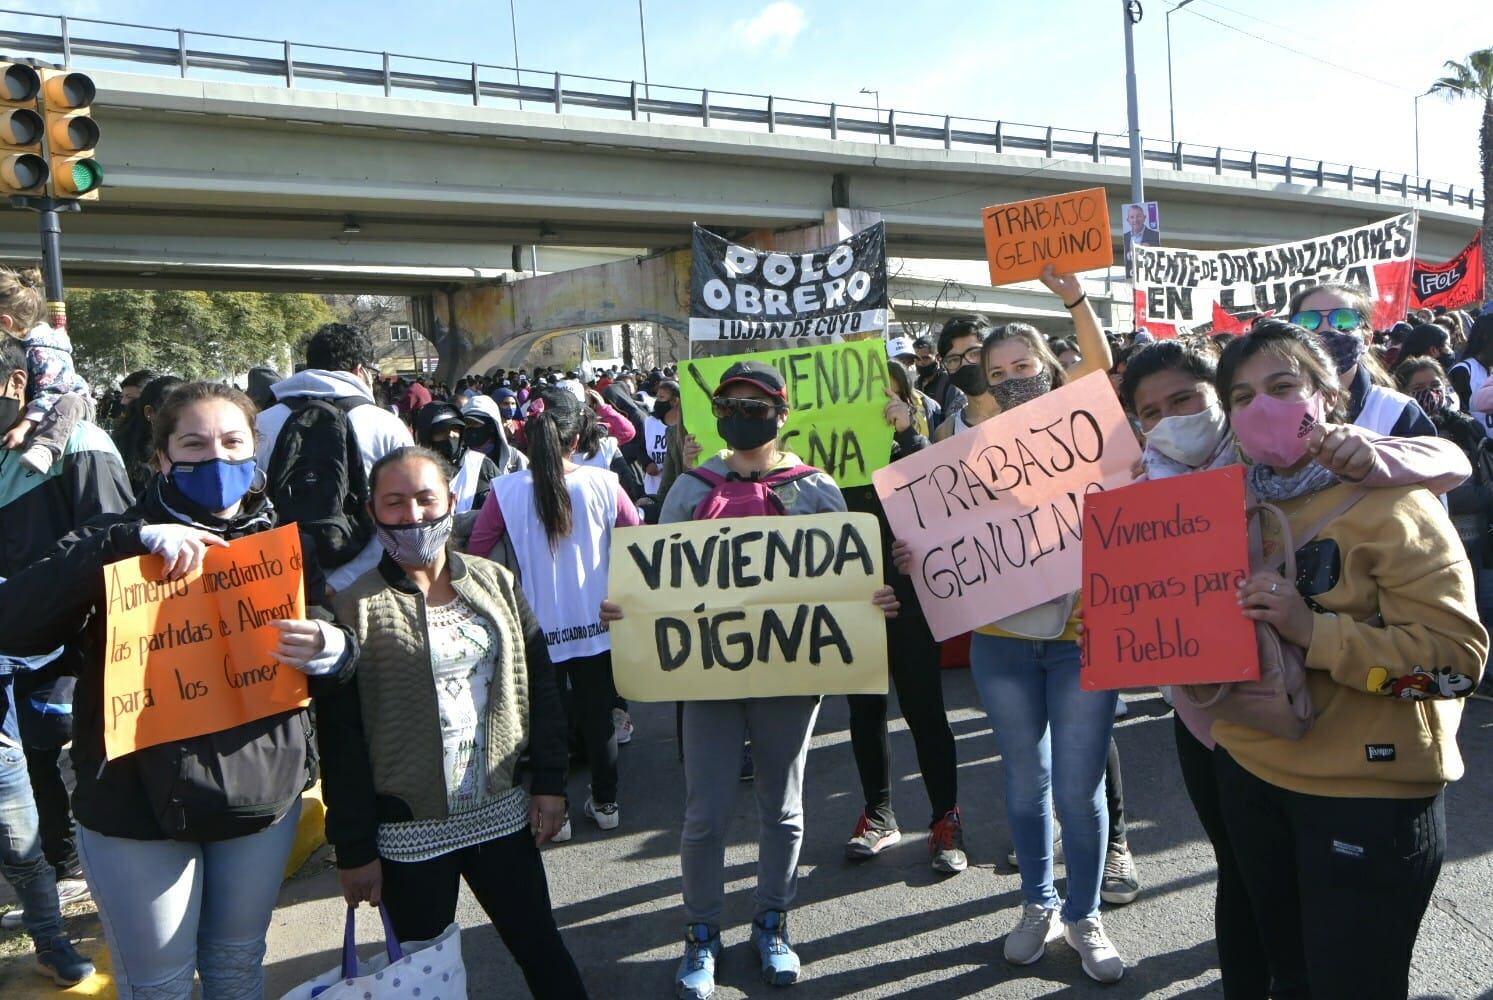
[{"x1": 901, "y1": 267, "x2": 1124, "y2": 983}]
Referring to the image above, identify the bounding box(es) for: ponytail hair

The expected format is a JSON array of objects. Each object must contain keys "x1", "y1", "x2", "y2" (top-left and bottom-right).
[{"x1": 526, "y1": 387, "x2": 586, "y2": 548}]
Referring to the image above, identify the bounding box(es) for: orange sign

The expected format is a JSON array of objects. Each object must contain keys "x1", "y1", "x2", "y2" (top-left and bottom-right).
[
  {"x1": 982, "y1": 188, "x2": 1114, "y2": 285},
  {"x1": 103, "y1": 524, "x2": 311, "y2": 760}
]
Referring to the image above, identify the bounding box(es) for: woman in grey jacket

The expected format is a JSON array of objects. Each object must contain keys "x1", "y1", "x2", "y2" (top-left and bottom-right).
[{"x1": 318, "y1": 445, "x2": 586, "y2": 999}]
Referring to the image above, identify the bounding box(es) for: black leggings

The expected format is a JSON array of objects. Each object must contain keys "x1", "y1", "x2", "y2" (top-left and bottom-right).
[
  {"x1": 1214, "y1": 747, "x2": 1444, "y2": 1000},
  {"x1": 1105, "y1": 737, "x2": 1127, "y2": 851},
  {"x1": 1174, "y1": 717, "x2": 1268, "y2": 999},
  {"x1": 847, "y1": 611, "x2": 958, "y2": 829},
  {"x1": 557, "y1": 651, "x2": 619, "y2": 803},
  {"x1": 381, "y1": 829, "x2": 588, "y2": 999}
]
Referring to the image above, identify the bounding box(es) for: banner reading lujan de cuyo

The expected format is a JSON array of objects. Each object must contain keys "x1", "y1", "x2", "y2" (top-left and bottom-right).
[
  {"x1": 1133, "y1": 213, "x2": 1416, "y2": 336},
  {"x1": 689, "y1": 222, "x2": 888, "y2": 343},
  {"x1": 1410, "y1": 233, "x2": 1485, "y2": 312},
  {"x1": 608, "y1": 513, "x2": 888, "y2": 701},
  {"x1": 679, "y1": 339, "x2": 894, "y2": 488},
  {"x1": 872, "y1": 372, "x2": 1142, "y2": 642},
  {"x1": 103, "y1": 524, "x2": 310, "y2": 760}
]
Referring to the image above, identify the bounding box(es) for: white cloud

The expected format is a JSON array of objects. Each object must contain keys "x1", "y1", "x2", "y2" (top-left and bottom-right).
[{"x1": 733, "y1": 2, "x2": 807, "y2": 53}]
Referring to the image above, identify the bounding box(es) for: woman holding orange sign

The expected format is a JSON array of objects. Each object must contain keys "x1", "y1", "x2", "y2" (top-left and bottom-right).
[{"x1": 0, "y1": 381, "x2": 356, "y2": 1000}]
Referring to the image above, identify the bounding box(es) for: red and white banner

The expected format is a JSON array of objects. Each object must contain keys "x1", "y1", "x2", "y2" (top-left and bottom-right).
[
  {"x1": 1409, "y1": 234, "x2": 1485, "y2": 312},
  {"x1": 1132, "y1": 213, "x2": 1416, "y2": 337}
]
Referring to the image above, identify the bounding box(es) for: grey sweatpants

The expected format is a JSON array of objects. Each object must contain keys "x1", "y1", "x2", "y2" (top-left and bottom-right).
[{"x1": 680, "y1": 696, "x2": 820, "y2": 925}]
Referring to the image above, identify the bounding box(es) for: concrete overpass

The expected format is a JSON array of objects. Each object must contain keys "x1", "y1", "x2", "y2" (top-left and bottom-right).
[{"x1": 0, "y1": 12, "x2": 1482, "y2": 376}]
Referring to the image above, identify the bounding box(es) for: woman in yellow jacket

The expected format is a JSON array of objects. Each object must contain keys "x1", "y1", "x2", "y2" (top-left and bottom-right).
[{"x1": 1222, "y1": 320, "x2": 1486, "y2": 1000}]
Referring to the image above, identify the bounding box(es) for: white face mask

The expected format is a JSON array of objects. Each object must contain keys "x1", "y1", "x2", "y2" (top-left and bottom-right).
[{"x1": 1144, "y1": 402, "x2": 1228, "y2": 469}]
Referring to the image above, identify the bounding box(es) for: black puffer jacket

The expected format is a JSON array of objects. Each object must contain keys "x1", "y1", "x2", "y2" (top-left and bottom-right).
[{"x1": 0, "y1": 476, "x2": 357, "y2": 841}]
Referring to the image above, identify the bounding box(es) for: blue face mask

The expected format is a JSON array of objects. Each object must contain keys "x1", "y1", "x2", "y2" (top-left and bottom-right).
[{"x1": 170, "y1": 457, "x2": 258, "y2": 512}]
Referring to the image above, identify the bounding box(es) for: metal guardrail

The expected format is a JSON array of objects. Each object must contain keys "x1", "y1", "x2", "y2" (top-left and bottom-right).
[{"x1": 0, "y1": 8, "x2": 1481, "y2": 212}]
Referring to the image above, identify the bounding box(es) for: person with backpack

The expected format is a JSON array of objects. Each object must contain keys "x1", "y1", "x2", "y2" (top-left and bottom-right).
[
  {"x1": 467, "y1": 386, "x2": 641, "y2": 837},
  {"x1": 1212, "y1": 322, "x2": 1485, "y2": 998},
  {"x1": 256, "y1": 323, "x2": 413, "y2": 596},
  {"x1": 600, "y1": 360, "x2": 900, "y2": 998},
  {"x1": 0, "y1": 381, "x2": 357, "y2": 999}
]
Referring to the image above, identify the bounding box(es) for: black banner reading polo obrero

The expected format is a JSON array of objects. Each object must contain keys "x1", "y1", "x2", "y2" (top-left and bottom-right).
[
  {"x1": 1409, "y1": 234, "x2": 1485, "y2": 312},
  {"x1": 689, "y1": 222, "x2": 888, "y2": 343}
]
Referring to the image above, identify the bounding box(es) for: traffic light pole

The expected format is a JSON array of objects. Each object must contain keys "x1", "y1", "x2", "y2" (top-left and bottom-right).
[{"x1": 8, "y1": 194, "x2": 79, "y2": 328}]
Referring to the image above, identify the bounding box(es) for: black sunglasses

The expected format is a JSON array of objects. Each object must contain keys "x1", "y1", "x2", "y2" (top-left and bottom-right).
[{"x1": 711, "y1": 397, "x2": 781, "y2": 419}]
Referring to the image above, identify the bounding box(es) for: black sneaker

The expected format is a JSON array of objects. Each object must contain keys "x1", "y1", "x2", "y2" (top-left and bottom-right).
[
  {"x1": 1101, "y1": 844, "x2": 1141, "y2": 905},
  {"x1": 36, "y1": 937, "x2": 94, "y2": 987}
]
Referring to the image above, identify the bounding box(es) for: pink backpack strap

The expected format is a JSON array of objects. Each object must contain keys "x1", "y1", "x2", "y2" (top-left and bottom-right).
[
  {"x1": 685, "y1": 467, "x2": 727, "y2": 488},
  {"x1": 761, "y1": 464, "x2": 820, "y2": 488}
]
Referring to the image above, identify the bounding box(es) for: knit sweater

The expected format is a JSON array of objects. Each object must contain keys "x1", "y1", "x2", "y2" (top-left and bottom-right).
[
  {"x1": 1213, "y1": 482, "x2": 1488, "y2": 799},
  {"x1": 319, "y1": 551, "x2": 568, "y2": 868}
]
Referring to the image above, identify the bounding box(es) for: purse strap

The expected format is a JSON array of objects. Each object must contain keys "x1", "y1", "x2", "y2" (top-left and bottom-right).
[
  {"x1": 1247, "y1": 487, "x2": 1369, "y2": 579},
  {"x1": 338, "y1": 904, "x2": 404, "y2": 980}
]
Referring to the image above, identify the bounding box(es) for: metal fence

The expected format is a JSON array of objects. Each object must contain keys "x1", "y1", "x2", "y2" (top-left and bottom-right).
[{"x1": 0, "y1": 8, "x2": 1481, "y2": 211}]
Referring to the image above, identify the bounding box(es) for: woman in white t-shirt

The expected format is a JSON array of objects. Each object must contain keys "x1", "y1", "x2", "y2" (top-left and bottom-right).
[{"x1": 468, "y1": 386, "x2": 642, "y2": 837}]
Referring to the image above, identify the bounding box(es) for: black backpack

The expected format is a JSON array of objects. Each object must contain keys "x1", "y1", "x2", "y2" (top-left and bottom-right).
[{"x1": 266, "y1": 397, "x2": 374, "y2": 569}]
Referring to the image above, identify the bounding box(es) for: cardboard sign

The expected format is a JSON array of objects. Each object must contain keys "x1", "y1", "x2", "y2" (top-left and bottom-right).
[
  {"x1": 982, "y1": 188, "x2": 1113, "y2": 285},
  {"x1": 1132, "y1": 213, "x2": 1416, "y2": 336},
  {"x1": 679, "y1": 339, "x2": 894, "y2": 488},
  {"x1": 690, "y1": 222, "x2": 889, "y2": 343},
  {"x1": 608, "y1": 513, "x2": 888, "y2": 701},
  {"x1": 1080, "y1": 467, "x2": 1259, "y2": 690},
  {"x1": 872, "y1": 372, "x2": 1141, "y2": 642},
  {"x1": 103, "y1": 524, "x2": 311, "y2": 759}
]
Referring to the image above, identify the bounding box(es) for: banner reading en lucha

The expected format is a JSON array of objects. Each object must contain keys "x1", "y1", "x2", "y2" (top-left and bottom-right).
[
  {"x1": 1132, "y1": 213, "x2": 1416, "y2": 337},
  {"x1": 1410, "y1": 234, "x2": 1485, "y2": 312},
  {"x1": 689, "y1": 222, "x2": 888, "y2": 343}
]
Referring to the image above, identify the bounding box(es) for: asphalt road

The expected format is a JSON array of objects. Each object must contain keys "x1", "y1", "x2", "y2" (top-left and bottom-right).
[{"x1": 5, "y1": 676, "x2": 1493, "y2": 998}]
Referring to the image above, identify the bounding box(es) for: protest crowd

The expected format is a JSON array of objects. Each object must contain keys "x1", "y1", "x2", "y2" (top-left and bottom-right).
[{"x1": 0, "y1": 201, "x2": 1490, "y2": 1000}]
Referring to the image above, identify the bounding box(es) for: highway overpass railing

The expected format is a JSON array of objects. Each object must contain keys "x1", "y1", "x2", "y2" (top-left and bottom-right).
[{"x1": 0, "y1": 8, "x2": 1480, "y2": 212}]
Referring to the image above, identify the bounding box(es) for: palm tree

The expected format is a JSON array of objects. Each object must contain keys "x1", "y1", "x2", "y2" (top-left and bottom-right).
[{"x1": 1430, "y1": 48, "x2": 1493, "y2": 298}]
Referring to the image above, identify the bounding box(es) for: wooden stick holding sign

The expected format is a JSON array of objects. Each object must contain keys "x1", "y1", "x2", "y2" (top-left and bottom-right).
[
  {"x1": 103, "y1": 524, "x2": 311, "y2": 759},
  {"x1": 607, "y1": 513, "x2": 888, "y2": 701},
  {"x1": 1080, "y1": 466, "x2": 1259, "y2": 690},
  {"x1": 872, "y1": 372, "x2": 1141, "y2": 642},
  {"x1": 983, "y1": 188, "x2": 1114, "y2": 286}
]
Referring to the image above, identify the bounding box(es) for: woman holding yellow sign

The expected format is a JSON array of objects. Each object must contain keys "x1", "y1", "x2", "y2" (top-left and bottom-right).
[{"x1": 0, "y1": 381, "x2": 356, "y2": 1000}]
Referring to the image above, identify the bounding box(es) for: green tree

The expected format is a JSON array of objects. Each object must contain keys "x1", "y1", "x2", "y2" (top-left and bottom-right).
[
  {"x1": 1430, "y1": 47, "x2": 1493, "y2": 295},
  {"x1": 65, "y1": 289, "x2": 334, "y2": 387}
]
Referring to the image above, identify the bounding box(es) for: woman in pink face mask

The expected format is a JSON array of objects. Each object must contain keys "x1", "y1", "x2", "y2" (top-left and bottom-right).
[{"x1": 1212, "y1": 320, "x2": 1486, "y2": 999}]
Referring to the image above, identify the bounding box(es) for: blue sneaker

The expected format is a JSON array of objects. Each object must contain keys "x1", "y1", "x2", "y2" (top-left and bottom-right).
[
  {"x1": 750, "y1": 910, "x2": 800, "y2": 987},
  {"x1": 675, "y1": 923, "x2": 721, "y2": 999},
  {"x1": 35, "y1": 936, "x2": 94, "y2": 987}
]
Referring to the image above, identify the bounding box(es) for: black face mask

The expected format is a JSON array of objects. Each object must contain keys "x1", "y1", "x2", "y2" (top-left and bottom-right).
[
  {"x1": 916, "y1": 361, "x2": 939, "y2": 379},
  {"x1": 949, "y1": 363, "x2": 987, "y2": 396},
  {"x1": 0, "y1": 395, "x2": 19, "y2": 437},
  {"x1": 463, "y1": 424, "x2": 494, "y2": 448},
  {"x1": 717, "y1": 415, "x2": 778, "y2": 451},
  {"x1": 429, "y1": 435, "x2": 465, "y2": 466},
  {"x1": 652, "y1": 399, "x2": 673, "y2": 420}
]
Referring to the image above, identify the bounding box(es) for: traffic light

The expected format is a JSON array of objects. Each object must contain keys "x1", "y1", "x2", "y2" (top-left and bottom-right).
[
  {"x1": 38, "y1": 68, "x2": 100, "y2": 200},
  {"x1": 0, "y1": 61, "x2": 45, "y2": 196}
]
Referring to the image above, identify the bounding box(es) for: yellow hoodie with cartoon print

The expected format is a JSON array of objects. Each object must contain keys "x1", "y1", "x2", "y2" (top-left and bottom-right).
[{"x1": 1213, "y1": 481, "x2": 1488, "y2": 799}]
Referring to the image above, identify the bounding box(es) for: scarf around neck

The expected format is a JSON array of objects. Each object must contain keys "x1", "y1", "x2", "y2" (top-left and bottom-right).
[{"x1": 1246, "y1": 460, "x2": 1339, "y2": 502}]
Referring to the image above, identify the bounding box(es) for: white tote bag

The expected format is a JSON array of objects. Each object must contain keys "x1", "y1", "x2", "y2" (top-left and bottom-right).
[{"x1": 279, "y1": 905, "x2": 466, "y2": 1000}]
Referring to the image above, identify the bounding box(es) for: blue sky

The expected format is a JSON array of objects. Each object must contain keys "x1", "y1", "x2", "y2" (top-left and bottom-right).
[{"x1": 27, "y1": 1, "x2": 1493, "y2": 225}]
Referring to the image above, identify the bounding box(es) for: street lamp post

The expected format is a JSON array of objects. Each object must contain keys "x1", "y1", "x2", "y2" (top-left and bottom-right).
[
  {"x1": 1166, "y1": 0, "x2": 1199, "y2": 150},
  {"x1": 638, "y1": 0, "x2": 652, "y2": 122},
  {"x1": 860, "y1": 87, "x2": 881, "y2": 144},
  {"x1": 1414, "y1": 88, "x2": 1434, "y2": 184},
  {"x1": 1122, "y1": 0, "x2": 1145, "y2": 207},
  {"x1": 509, "y1": 0, "x2": 523, "y2": 111}
]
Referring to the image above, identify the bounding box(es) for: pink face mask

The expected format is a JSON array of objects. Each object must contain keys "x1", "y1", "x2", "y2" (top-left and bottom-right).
[{"x1": 1230, "y1": 391, "x2": 1325, "y2": 468}]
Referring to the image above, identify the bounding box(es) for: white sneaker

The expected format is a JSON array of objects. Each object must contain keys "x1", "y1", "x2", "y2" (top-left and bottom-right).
[
  {"x1": 1003, "y1": 903, "x2": 1062, "y2": 965},
  {"x1": 584, "y1": 797, "x2": 620, "y2": 831},
  {"x1": 1, "y1": 908, "x2": 22, "y2": 930},
  {"x1": 1064, "y1": 915, "x2": 1125, "y2": 983},
  {"x1": 56, "y1": 878, "x2": 90, "y2": 906},
  {"x1": 1114, "y1": 698, "x2": 1129, "y2": 719},
  {"x1": 612, "y1": 707, "x2": 634, "y2": 745},
  {"x1": 550, "y1": 815, "x2": 573, "y2": 843},
  {"x1": 19, "y1": 445, "x2": 53, "y2": 475}
]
